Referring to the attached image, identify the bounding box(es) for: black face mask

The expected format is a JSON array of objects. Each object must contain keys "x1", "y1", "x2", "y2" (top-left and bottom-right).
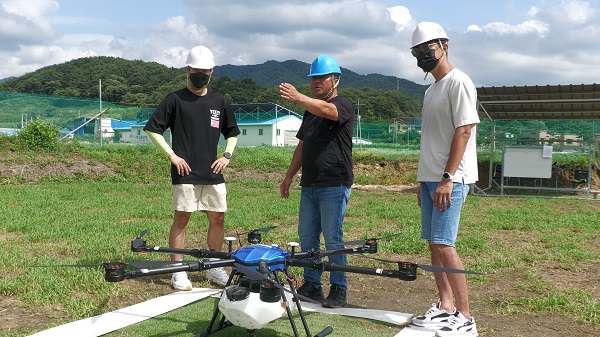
[
  {"x1": 416, "y1": 49, "x2": 439, "y2": 73},
  {"x1": 189, "y1": 72, "x2": 210, "y2": 88}
]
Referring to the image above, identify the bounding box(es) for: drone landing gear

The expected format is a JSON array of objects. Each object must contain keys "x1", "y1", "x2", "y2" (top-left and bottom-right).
[{"x1": 197, "y1": 269, "x2": 333, "y2": 337}]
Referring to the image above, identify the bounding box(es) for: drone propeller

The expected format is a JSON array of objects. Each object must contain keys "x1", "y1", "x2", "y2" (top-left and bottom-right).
[
  {"x1": 34, "y1": 260, "x2": 195, "y2": 269},
  {"x1": 233, "y1": 263, "x2": 321, "y2": 304},
  {"x1": 344, "y1": 233, "x2": 404, "y2": 246},
  {"x1": 131, "y1": 230, "x2": 149, "y2": 250},
  {"x1": 248, "y1": 226, "x2": 277, "y2": 234},
  {"x1": 363, "y1": 256, "x2": 484, "y2": 275},
  {"x1": 135, "y1": 230, "x2": 148, "y2": 239}
]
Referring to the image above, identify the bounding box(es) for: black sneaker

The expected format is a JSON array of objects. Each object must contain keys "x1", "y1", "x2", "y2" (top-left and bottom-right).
[
  {"x1": 322, "y1": 285, "x2": 347, "y2": 308},
  {"x1": 296, "y1": 282, "x2": 325, "y2": 302}
]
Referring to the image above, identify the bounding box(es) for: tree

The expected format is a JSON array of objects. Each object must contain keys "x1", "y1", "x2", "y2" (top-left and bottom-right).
[{"x1": 17, "y1": 118, "x2": 60, "y2": 151}]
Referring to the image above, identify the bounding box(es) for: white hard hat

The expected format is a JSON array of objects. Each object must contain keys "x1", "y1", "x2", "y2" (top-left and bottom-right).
[
  {"x1": 186, "y1": 45, "x2": 216, "y2": 69},
  {"x1": 411, "y1": 22, "x2": 449, "y2": 48}
]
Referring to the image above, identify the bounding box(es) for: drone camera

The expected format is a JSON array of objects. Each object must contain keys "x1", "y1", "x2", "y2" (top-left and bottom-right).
[{"x1": 103, "y1": 262, "x2": 126, "y2": 282}]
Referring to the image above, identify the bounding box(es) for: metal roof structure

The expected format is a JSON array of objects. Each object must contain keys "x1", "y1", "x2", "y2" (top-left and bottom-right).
[
  {"x1": 231, "y1": 102, "x2": 302, "y2": 119},
  {"x1": 474, "y1": 84, "x2": 599, "y2": 199},
  {"x1": 477, "y1": 83, "x2": 600, "y2": 121}
]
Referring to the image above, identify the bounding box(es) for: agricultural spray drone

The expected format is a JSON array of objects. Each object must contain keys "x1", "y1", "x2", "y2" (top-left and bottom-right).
[{"x1": 57, "y1": 228, "x2": 482, "y2": 337}]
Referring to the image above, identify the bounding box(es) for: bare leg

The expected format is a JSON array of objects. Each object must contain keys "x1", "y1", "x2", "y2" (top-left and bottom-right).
[
  {"x1": 430, "y1": 243, "x2": 471, "y2": 320},
  {"x1": 170, "y1": 210, "x2": 192, "y2": 261},
  {"x1": 204, "y1": 210, "x2": 225, "y2": 252}
]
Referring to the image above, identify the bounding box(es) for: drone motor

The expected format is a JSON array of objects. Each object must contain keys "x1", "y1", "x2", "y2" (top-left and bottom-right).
[{"x1": 103, "y1": 262, "x2": 126, "y2": 282}]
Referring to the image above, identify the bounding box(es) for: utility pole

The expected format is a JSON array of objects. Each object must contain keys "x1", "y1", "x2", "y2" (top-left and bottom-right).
[
  {"x1": 355, "y1": 99, "x2": 368, "y2": 152},
  {"x1": 99, "y1": 79, "x2": 103, "y2": 147}
]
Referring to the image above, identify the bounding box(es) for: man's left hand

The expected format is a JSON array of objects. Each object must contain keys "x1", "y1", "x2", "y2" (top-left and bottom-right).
[{"x1": 211, "y1": 156, "x2": 230, "y2": 174}]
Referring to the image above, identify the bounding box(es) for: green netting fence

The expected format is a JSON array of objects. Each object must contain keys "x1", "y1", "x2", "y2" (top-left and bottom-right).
[{"x1": 0, "y1": 91, "x2": 154, "y2": 130}]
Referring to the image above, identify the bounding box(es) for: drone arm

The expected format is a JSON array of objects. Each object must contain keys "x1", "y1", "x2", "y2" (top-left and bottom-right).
[
  {"x1": 103, "y1": 261, "x2": 202, "y2": 282},
  {"x1": 104, "y1": 259, "x2": 238, "y2": 282},
  {"x1": 287, "y1": 259, "x2": 417, "y2": 281},
  {"x1": 132, "y1": 245, "x2": 231, "y2": 259},
  {"x1": 123, "y1": 262, "x2": 202, "y2": 280},
  {"x1": 318, "y1": 246, "x2": 376, "y2": 257},
  {"x1": 290, "y1": 246, "x2": 377, "y2": 259}
]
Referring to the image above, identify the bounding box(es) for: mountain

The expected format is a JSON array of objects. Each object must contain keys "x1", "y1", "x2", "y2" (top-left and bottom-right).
[
  {"x1": 0, "y1": 57, "x2": 426, "y2": 127},
  {"x1": 0, "y1": 57, "x2": 426, "y2": 101},
  {"x1": 214, "y1": 59, "x2": 426, "y2": 99}
]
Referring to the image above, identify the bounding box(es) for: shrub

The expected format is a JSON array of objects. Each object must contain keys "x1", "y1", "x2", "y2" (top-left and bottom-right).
[{"x1": 17, "y1": 118, "x2": 60, "y2": 151}]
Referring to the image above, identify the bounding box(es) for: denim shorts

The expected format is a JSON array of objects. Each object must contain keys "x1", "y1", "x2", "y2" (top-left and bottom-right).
[{"x1": 420, "y1": 182, "x2": 469, "y2": 247}]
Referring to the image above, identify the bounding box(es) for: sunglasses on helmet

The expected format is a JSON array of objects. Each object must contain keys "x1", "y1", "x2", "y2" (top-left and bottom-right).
[{"x1": 410, "y1": 41, "x2": 441, "y2": 57}]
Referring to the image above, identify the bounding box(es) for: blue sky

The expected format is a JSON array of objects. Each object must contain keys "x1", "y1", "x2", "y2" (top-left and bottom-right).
[{"x1": 1, "y1": 0, "x2": 599, "y2": 87}]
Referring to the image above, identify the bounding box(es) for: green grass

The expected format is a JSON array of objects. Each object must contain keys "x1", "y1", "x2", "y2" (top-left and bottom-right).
[{"x1": 0, "y1": 141, "x2": 599, "y2": 336}]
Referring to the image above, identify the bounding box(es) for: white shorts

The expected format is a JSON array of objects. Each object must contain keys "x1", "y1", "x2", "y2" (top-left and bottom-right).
[{"x1": 172, "y1": 183, "x2": 227, "y2": 213}]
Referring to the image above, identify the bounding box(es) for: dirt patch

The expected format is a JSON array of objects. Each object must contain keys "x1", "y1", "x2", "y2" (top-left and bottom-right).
[
  {"x1": 0, "y1": 297, "x2": 53, "y2": 333},
  {"x1": 0, "y1": 151, "x2": 116, "y2": 182}
]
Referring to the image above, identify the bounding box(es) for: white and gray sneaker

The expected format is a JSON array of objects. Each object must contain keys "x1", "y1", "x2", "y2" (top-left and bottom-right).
[
  {"x1": 412, "y1": 302, "x2": 458, "y2": 328},
  {"x1": 171, "y1": 271, "x2": 193, "y2": 291},
  {"x1": 435, "y1": 312, "x2": 478, "y2": 336},
  {"x1": 206, "y1": 267, "x2": 229, "y2": 286}
]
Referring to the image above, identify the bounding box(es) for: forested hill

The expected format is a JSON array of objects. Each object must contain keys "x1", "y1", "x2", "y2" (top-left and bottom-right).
[
  {"x1": 214, "y1": 59, "x2": 426, "y2": 98},
  {"x1": 0, "y1": 56, "x2": 425, "y2": 124}
]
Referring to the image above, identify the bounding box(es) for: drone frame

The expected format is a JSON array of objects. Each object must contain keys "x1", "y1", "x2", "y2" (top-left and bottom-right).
[{"x1": 92, "y1": 229, "x2": 481, "y2": 337}]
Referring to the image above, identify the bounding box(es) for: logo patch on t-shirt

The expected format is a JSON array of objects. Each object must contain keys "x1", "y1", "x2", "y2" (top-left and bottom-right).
[{"x1": 210, "y1": 109, "x2": 221, "y2": 128}]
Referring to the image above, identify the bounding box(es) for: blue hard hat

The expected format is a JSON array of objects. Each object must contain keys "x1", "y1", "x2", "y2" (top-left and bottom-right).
[{"x1": 308, "y1": 55, "x2": 341, "y2": 76}]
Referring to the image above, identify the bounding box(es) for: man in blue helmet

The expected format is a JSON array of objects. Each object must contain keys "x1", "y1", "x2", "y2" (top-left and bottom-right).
[{"x1": 279, "y1": 55, "x2": 355, "y2": 308}]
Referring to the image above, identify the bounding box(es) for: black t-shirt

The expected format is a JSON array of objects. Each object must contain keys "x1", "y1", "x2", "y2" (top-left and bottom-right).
[
  {"x1": 144, "y1": 88, "x2": 240, "y2": 185},
  {"x1": 296, "y1": 96, "x2": 354, "y2": 187}
]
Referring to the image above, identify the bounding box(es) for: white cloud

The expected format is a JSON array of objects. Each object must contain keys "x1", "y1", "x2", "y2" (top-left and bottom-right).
[
  {"x1": 477, "y1": 20, "x2": 550, "y2": 36},
  {"x1": 544, "y1": 0, "x2": 595, "y2": 24},
  {"x1": 1, "y1": 0, "x2": 600, "y2": 87},
  {"x1": 466, "y1": 25, "x2": 482, "y2": 32},
  {"x1": 387, "y1": 6, "x2": 413, "y2": 31},
  {"x1": 0, "y1": 0, "x2": 59, "y2": 50}
]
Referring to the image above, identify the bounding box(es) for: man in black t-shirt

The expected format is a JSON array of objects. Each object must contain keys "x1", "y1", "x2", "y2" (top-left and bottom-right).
[
  {"x1": 144, "y1": 45, "x2": 240, "y2": 290},
  {"x1": 279, "y1": 55, "x2": 354, "y2": 308}
]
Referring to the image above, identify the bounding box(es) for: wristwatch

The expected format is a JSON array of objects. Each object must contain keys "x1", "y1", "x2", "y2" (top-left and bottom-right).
[
  {"x1": 442, "y1": 172, "x2": 454, "y2": 181},
  {"x1": 223, "y1": 152, "x2": 232, "y2": 159}
]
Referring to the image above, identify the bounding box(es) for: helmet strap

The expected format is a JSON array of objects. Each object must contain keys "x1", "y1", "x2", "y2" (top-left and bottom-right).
[{"x1": 323, "y1": 75, "x2": 340, "y2": 100}]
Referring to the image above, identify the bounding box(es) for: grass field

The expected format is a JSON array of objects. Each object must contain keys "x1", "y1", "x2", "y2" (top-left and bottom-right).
[{"x1": 1, "y1": 141, "x2": 599, "y2": 337}]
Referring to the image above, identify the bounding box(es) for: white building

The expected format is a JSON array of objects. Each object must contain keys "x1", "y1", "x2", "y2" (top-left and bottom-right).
[
  {"x1": 233, "y1": 103, "x2": 303, "y2": 146},
  {"x1": 124, "y1": 103, "x2": 302, "y2": 147}
]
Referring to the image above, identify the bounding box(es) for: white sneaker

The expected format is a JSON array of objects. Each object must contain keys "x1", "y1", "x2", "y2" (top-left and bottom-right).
[
  {"x1": 435, "y1": 312, "x2": 478, "y2": 336},
  {"x1": 413, "y1": 302, "x2": 457, "y2": 328},
  {"x1": 171, "y1": 271, "x2": 193, "y2": 291},
  {"x1": 206, "y1": 267, "x2": 229, "y2": 286}
]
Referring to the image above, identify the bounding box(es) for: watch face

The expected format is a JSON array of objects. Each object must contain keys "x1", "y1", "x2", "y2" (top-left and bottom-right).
[
  {"x1": 443, "y1": 172, "x2": 451, "y2": 179},
  {"x1": 224, "y1": 152, "x2": 232, "y2": 159}
]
